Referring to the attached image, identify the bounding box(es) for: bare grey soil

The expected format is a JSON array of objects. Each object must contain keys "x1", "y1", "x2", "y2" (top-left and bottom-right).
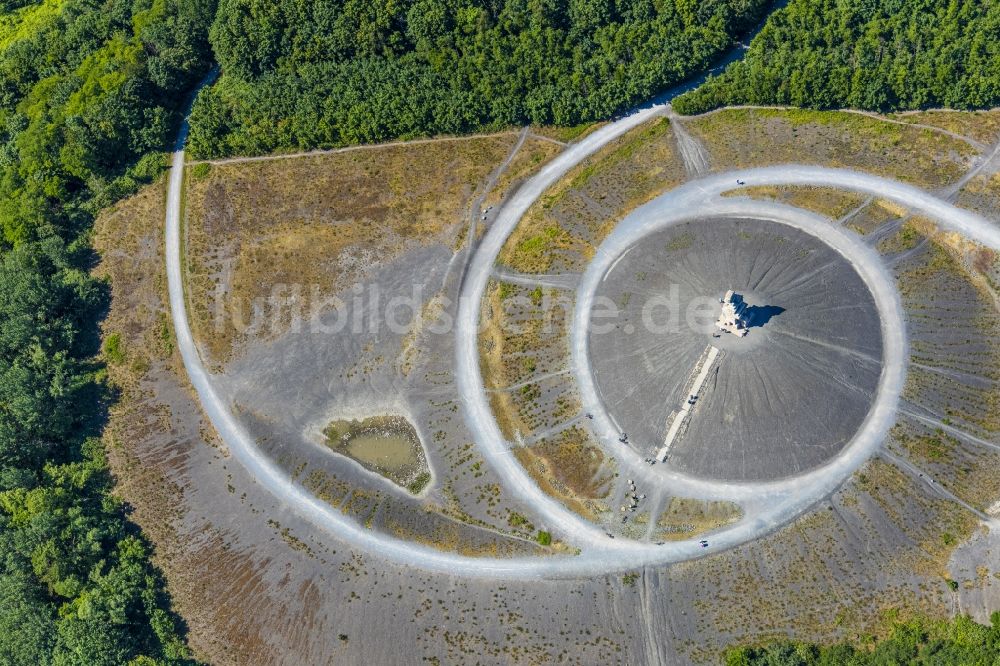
[
  {"x1": 212, "y1": 241, "x2": 557, "y2": 554},
  {"x1": 128, "y1": 89, "x2": 1000, "y2": 663},
  {"x1": 590, "y1": 218, "x2": 882, "y2": 480}
]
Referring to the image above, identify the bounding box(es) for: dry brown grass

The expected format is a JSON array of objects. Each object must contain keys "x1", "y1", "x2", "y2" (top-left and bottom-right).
[
  {"x1": 478, "y1": 280, "x2": 510, "y2": 391},
  {"x1": 956, "y1": 172, "x2": 1000, "y2": 225},
  {"x1": 673, "y1": 457, "x2": 974, "y2": 661},
  {"x1": 92, "y1": 180, "x2": 206, "y2": 509},
  {"x1": 512, "y1": 447, "x2": 610, "y2": 522},
  {"x1": 530, "y1": 122, "x2": 605, "y2": 143},
  {"x1": 674, "y1": 498, "x2": 953, "y2": 664},
  {"x1": 897, "y1": 238, "x2": 1000, "y2": 436},
  {"x1": 479, "y1": 282, "x2": 572, "y2": 387},
  {"x1": 857, "y1": 459, "x2": 979, "y2": 578},
  {"x1": 381, "y1": 510, "x2": 542, "y2": 558},
  {"x1": 876, "y1": 218, "x2": 928, "y2": 254},
  {"x1": 184, "y1": 134, "x2": 522, "y2": 365},
  {"x1": 897, "y1": 226, "x2": 1000, "y2": 309},
  {"x1": 478, "y1": 280, "x2": 579, "y2": 445},
  {"x1": 483, "y1": 137, "x2": 564, "y2": 211},
  {"x1": 530, "y1": 426, "x2": 613, "y2": 500},
  {"x1": 723, "y1": 184, "x2": 868, "y2": 220},
  {"x1": 92, "y1": 181, "x2": 255, "y2": 665},
  {"x1": 93, "y1": 181, "x2": 175, "y2": 381},
  {"x1": 487, "y1": 391, "x2": 520, "y2": 443},
  {"x1": 889, "y1": 109, "x2": 1000, "y2": 146},
  {"x1": 656, "y1": 498, "x2": 743, "y2": 541},
  {"x1": 499, "y1": 117, "x2": 686, "y2": 274},
  {"x1": 892, "y1": 420, "x2": 1000, "y2": 512},
  {"x1": 686, "y1": 108, "x2": 977, "y2": 189},
  {"x1": 845, "y1": 199, "x2": 906, "y2": 235},
  {"x1": 483, "y1": 369, "x2": 582, "y2": 444}
]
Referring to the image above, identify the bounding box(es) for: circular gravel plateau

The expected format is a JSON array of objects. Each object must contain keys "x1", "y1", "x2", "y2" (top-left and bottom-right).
[{"x1": 589, "y1": 217, "x2": 883, "y2": 482}]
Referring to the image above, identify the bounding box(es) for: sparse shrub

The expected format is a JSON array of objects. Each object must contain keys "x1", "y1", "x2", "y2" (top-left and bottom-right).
[
  {"x1": 507, "y1": 512, "x2": 534, "y2": 532},
  {"x1": 103, "y1": 333, "x2": 126, "y2": 364},
  {"x1": 407, "y1": 472, "x2": 431, "y2": 495},
  {"x1": 191, "y1": 162, "x2": 213, "y2": 180}
]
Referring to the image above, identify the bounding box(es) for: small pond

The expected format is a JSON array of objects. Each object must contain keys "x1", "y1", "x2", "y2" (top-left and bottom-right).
[{"x1": 323, "y1": 415, "x2": 430, "y2": 494}]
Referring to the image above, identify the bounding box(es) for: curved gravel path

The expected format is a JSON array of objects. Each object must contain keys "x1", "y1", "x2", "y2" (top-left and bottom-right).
[
  {"x1": 167, "y1": 104, "x2": 1000, "y2": 577},
  {"x1": 569, "y1": 167, "x2": 1000, "y2": 501}
]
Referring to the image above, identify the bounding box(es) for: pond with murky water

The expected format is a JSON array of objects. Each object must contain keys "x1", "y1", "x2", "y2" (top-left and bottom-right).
[{"x1": 323, "y1": 415, "x2": 430, "y2": 493}]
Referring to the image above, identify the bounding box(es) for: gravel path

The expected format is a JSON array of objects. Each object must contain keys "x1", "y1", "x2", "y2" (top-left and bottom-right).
[{"x1": 166, "y1": 91, "x2": 1000, "y2": 578}]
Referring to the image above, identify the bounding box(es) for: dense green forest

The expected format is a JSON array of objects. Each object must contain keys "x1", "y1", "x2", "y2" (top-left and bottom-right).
[
  {"x1": 0, "y1": 0, "x2": 214, "y2": 662},
  {"x1": 185, "y1": 0, "x2": 771, "y2": 157},
  {"x1": 726, "y1": 613, "x2": 1000, "y2": 666},
  {"x1": 673, "y1": 0, "x2": 1000, "y2": 114}
]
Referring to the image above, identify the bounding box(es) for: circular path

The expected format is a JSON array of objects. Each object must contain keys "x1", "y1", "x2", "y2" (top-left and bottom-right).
[{"x1": 168, "y1": 111, "x2": 1000, "y2": 576}]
